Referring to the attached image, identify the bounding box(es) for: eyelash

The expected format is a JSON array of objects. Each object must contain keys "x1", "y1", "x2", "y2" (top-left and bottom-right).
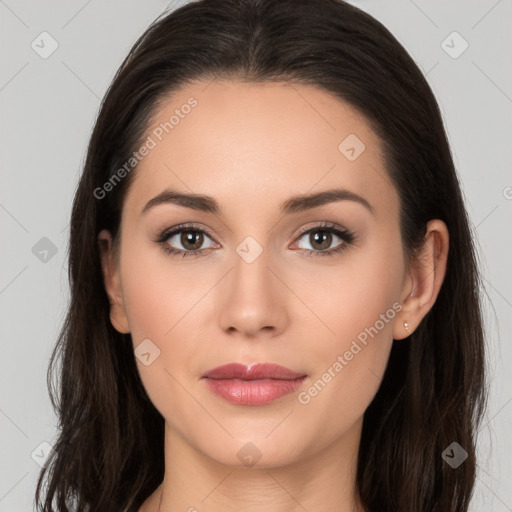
[{"x1": 155, "y1": 221, "x2": 356, "y2": 259}]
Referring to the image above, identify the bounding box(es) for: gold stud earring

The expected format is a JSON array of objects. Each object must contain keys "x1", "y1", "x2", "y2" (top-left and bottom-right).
[{"x1": 404, "y1": 321, "x2": 411, "y2": 334}]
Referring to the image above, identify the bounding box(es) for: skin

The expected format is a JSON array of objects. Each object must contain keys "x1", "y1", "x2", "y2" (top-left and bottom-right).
[{"x1": 98, "y1": 80, "x2": 449, "y2": 512}]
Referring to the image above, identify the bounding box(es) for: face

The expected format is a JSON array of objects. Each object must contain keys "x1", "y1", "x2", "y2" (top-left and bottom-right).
[{"x1": 100, "y1": 79, "x2": 413, "y2": 468}]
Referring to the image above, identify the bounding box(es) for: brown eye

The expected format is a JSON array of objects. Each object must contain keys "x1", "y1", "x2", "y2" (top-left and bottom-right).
[
  {"x1": 180, "y1": 230, "x2": 204, "y2": 250},
  {"x1": 158, "y1": 225, "x2": 217, "y2": 257},
  {"x1": 308, "y1": 229, "x2": 333, "y2": 251},
  {"x1": 292, "y1": 223, "x2": 356, "y2": 257}
]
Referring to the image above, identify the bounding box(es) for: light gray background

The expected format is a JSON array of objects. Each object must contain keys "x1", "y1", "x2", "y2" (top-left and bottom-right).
[{"x1": 1, "y1": 0, "x2": 511, "y2": 510}]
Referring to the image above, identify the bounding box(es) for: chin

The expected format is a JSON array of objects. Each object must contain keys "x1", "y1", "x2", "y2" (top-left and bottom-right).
[{"x1": 195, "y1": 433, "x2": 309, "y2": 470}]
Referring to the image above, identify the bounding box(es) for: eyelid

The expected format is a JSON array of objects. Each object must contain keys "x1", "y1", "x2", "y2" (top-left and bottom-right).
[
  {"x1": 294, "y1": 220, "x2": 345, "y2": 237},
  {"x1": 156, "y1": 220, "x2": 356, "y2": 256},
  {"x1": 157, "y1": 222, "x2": 218, "y2": 242},
  {"x1": 290, "y1": 221, "x2": 355, "y2": 248},
  {"x1": 157, "y1": 220, "x2": 350, "y2": 242}
]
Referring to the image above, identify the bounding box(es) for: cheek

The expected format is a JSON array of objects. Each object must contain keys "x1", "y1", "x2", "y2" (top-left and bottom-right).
[
  {"x1": 120, "y1": 243, "x2": 208, "y2": 342},
  {"x1": 295, "y1": 236, "x2": 404, "y2": 416},
  {"x1": 118, "y1": 246, "x2": 203, "y2": 421},
  {"x1": 118, "y1": 240, "x2": 215, "y2": 399},
  {"x1": 290, "y1": 232, "x2": 404, "y2": 348}
]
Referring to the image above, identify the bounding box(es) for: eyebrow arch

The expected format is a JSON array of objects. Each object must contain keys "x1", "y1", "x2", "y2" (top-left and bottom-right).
[{"x1": 140, "y1": 187, "x2": 375, "y2": 216}]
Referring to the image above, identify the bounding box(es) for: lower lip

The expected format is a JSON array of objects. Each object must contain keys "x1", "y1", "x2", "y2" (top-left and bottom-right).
[{"x1": 203, "y1": 376, "x2": 308, "y2": 405}]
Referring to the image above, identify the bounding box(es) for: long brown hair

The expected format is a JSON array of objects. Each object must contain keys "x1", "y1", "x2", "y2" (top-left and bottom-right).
[{"x1": 35, "y1": 1, "x2": 487, "y2": 510}]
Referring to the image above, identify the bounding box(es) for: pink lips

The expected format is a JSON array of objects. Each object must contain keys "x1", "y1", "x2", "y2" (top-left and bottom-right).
[{"x1": 202, "y1": 363, "x2": 308, "y2": 405}]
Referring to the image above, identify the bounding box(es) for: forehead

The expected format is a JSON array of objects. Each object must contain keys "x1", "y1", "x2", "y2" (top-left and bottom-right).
[{"x1": 123, "y1": 79, "x2": 398, "y2": 221}]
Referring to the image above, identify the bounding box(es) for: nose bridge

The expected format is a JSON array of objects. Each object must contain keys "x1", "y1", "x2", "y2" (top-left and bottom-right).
[
  {"x1": 233, "y1": 234, "x2": 272, "y2": 292},
  {"x1": 232, "y1": 233, "x2": 277, "y2": 306}
]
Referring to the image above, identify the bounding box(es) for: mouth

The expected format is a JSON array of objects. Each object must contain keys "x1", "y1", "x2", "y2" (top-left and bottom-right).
[{"x1": 201, "y1": 363, "x2": 308, "y2": 405}]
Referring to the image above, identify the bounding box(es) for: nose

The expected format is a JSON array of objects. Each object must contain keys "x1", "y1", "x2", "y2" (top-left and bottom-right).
[{"x1": 217, "y1": 244, "x2": 290, "y2": 339}]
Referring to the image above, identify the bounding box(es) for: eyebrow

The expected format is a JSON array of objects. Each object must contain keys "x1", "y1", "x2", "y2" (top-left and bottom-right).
[{"x1": 141, "y1": 187, "x2": 375, "y2": 216}]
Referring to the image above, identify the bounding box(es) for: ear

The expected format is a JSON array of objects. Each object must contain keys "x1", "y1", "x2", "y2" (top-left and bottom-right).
[
  {"x1": 98, "y1": 229, "x2": 130, "y2": 334},
  {"x1": 393, "y1": 219, "x2": 449, "y2": 340}
]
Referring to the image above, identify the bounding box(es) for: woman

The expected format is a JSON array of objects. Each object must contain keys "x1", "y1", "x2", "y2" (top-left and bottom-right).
[{"x1": 35, "y1": 0, "x2": 487, "y2": 511}]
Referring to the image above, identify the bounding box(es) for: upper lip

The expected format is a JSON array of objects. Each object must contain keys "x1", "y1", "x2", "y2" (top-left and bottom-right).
[{"x1": 202, "y1": 363, "x2": 306, "y2": 380}]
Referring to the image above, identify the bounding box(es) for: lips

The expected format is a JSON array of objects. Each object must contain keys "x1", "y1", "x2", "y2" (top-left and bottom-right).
[
  {"x1": 201, "y1": 363, "x2": 308, "y2": 405},
  {"x1": 202, "y1": 363, "x2": 306, "y2": 380}
]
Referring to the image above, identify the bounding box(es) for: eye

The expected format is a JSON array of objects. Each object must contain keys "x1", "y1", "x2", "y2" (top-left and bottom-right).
[
  {"x1": 292, "y1": 222, "x2": 356, "y2": 257},
  {"x1": 156, "y1": 223, "x2": 218, "y2": 258},
  {"x1": 155, "y1": 221, "x2": 356, "y2": 259}
]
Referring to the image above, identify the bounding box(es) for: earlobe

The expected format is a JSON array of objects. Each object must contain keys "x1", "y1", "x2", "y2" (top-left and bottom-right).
[
  {"x1": 98, "y1": 229, "x2": 131, "y2": 334},
  {"x1": 394, "y1": 219, "x2": 449, "y2": 340}
]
